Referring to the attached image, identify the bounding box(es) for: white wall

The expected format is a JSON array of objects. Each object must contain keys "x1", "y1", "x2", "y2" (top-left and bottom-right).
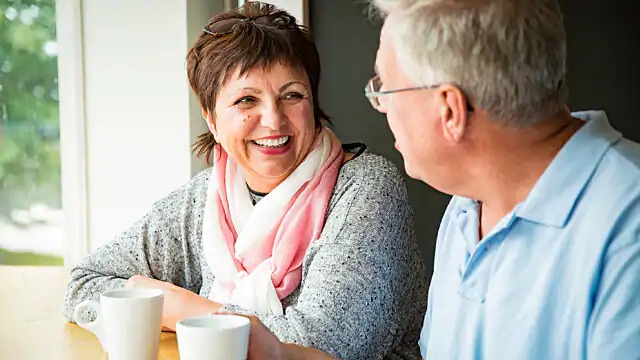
[{"x1": 58, "y1": 0, "x2": 226, "y2": 263}]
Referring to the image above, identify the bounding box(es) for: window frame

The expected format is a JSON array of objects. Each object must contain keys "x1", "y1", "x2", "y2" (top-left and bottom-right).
[{"x1": 56, "y1": 0, "x2": 89, "y2": 269}]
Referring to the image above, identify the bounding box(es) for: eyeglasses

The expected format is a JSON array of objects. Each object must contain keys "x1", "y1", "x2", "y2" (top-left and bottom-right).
[
  {"x1": 364, "y1": 75, "x2": 474, "y2": 112},
  {"x1": 203, "y1": 12, "x2": 296, "y2": 37}
]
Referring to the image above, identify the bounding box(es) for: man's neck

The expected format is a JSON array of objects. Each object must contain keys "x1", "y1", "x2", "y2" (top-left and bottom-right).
[{"x1": 471, "y1": 113, "x2": 583, "y2": 239}]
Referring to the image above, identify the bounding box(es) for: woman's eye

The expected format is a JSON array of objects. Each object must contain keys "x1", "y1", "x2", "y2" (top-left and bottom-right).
[
  {"x1": 234, "y1": 96, "x2": 257, "y2": 107},
  {"x1": 282, "y1": 92, "x2": 304, "y2": 102}
]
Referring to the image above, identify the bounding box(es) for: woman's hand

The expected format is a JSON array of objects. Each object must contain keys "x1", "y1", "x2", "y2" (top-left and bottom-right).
[
  {"x1": 126, "y1": 275, "x2": 221, "y2": 331},
  {"x1": 228, "y1": 313, "x2": 336, "y2": 360},
  {"x1": 240, "y1": 314, "x2": 288, "y2": 360}
]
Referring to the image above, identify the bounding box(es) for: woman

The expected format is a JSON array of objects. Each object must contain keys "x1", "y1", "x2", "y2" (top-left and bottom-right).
[{"x1": 63, "y1": 2, "x2": 427, "y2": 359}]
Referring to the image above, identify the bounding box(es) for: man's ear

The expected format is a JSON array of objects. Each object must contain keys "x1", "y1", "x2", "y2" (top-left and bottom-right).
[{"x1": 438, "y1": 86, "x2": 469, "y2": 143}]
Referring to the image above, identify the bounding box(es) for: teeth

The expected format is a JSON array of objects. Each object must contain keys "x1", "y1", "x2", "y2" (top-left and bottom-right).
[{"x1": 253, "y1": 136, "x2": 289, "y2": 147}]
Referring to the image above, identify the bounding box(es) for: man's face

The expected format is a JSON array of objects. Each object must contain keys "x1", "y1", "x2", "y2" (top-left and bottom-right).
[{"x1": 375, "y1": 19, "x2": 455, "y2": 190}]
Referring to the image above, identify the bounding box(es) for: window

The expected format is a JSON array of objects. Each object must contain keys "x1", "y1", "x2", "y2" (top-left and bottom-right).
[{"x1": 0, "y1": 0, "x2": 62, "y2": 265}]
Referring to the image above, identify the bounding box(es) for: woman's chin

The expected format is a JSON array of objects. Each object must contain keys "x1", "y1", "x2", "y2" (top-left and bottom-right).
[
  {"x1": 256, "y1": 169, "x2": 293, "y2": 181},
  {"x1": 245, "y1": 165, "x2": 295, "y2": 186}
]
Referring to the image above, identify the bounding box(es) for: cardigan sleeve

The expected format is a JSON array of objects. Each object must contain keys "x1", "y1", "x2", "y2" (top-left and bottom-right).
[{"x1": 63, "y1": 170, "x2": 210, "y2": 321}]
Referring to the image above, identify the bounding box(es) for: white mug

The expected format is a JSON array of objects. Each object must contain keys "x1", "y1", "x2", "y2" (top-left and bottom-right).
[
  {"x1": 73, "y1": 288, "x2": 164, "y2": 360},
  {"x1": 177, "y1": 314, "x2": 251, "y2": 360}
]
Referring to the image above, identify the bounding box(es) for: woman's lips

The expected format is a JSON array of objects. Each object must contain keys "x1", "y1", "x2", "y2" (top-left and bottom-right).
[{"x1": 250, "y1": 136, "x2": 292, "y2": 155}]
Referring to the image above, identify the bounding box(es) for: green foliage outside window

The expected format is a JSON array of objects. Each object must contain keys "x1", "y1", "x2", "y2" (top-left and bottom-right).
[
  {"x1": 1, "y1": 0, "x2": 62, "y2": 265},
  {"x1": 1, "y1": 0, "x2": 60, "y2": 217}
]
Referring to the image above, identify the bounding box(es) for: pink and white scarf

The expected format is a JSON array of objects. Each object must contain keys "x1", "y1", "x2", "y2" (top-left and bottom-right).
[{"x1": 202, "y1": 128, "x2": 343, "y2": 315}]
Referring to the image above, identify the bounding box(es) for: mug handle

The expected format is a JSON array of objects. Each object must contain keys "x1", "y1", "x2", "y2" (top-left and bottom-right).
[{"x1": 73, "y1": 299, "x2": 108, "y2": 351}]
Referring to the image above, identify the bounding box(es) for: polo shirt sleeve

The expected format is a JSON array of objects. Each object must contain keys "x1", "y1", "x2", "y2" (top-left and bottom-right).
[{"x1": 587, "y1": 223, "x2": 640, "y2": 359}]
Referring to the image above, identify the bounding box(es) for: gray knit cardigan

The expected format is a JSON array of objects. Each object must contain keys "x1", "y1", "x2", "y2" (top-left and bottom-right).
[{"x1": 63, "y1": 145, "x2": 428, "y2": 360}]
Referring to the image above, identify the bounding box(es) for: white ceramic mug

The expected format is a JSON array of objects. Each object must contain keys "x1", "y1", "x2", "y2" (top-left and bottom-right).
[
  {"x1": 73, "y1": 288, "x2": 164, "y2": 360},
  {"x1": 177, "y1": 314, "x2": 251, "y2": 360}
]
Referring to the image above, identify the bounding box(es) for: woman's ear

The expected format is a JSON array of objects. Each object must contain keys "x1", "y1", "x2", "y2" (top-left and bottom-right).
[{"x1": 202, "y1": 108, "x2": 218, "y2": 142}]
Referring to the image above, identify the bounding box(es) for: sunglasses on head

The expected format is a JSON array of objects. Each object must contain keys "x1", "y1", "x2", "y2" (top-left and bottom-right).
[{"x1": 203, "y1": 12, "x2": 296, "y2": 37}]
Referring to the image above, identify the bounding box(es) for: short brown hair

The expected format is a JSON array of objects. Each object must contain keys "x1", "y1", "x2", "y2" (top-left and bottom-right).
[{"x1": 186, "y1": 1, "x2": 329, "y2": 164}]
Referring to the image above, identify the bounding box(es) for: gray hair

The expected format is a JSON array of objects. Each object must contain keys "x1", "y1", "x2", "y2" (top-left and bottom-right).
[{"x1": 371, "y1": 0, "x2": 568, "y2": 127}]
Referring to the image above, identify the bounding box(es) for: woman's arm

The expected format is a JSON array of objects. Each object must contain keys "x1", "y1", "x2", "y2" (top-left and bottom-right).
[
  {"x1": 63, "y1": 170, "x2": 210, "y2": 322},
  {"x1": 241, "y1": 314, "x2": 337, "y2": 360},
  {"x1": 283, "y1": 344, "x2": 337, "y2": 360}
]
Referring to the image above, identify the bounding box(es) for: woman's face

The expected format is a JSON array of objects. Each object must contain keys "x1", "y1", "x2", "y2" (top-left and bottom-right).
[{"x1": 208, "y1": 62, "x2": 317, "y2": 193}]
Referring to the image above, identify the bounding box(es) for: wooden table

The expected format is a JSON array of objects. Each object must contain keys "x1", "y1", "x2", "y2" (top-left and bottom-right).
[{"x1": 0, "y1": 266, "x2": 180, "y2": 359}]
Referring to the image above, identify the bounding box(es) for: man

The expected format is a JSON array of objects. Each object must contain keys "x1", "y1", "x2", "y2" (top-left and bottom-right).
[{"x1": 242, "y1": 0, "x2": 640, "y2": 358}]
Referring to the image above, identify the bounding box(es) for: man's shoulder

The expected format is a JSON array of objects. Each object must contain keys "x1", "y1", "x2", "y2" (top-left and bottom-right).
[
  {"x1": 605, "y1": 136, "x2": 640, "y2": 178},
  {"x1": 583, "y1": 137, "x2": 640, "y2": 211}
]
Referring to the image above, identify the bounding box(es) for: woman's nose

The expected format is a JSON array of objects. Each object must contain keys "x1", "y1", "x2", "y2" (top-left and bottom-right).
[{"x1": 259, "y1": 104, "x2": 286, "y2": 130}]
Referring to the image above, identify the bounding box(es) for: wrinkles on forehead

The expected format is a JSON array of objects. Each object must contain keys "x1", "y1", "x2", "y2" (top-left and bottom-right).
[{"x1": 220, "y1": 60, "x2": 306, "y2": 90}]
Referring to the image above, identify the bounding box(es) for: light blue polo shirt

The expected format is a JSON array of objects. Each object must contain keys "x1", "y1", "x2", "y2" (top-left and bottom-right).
[{"x1": 419, "y1": 111, "x2": 640, "y2": 359}]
